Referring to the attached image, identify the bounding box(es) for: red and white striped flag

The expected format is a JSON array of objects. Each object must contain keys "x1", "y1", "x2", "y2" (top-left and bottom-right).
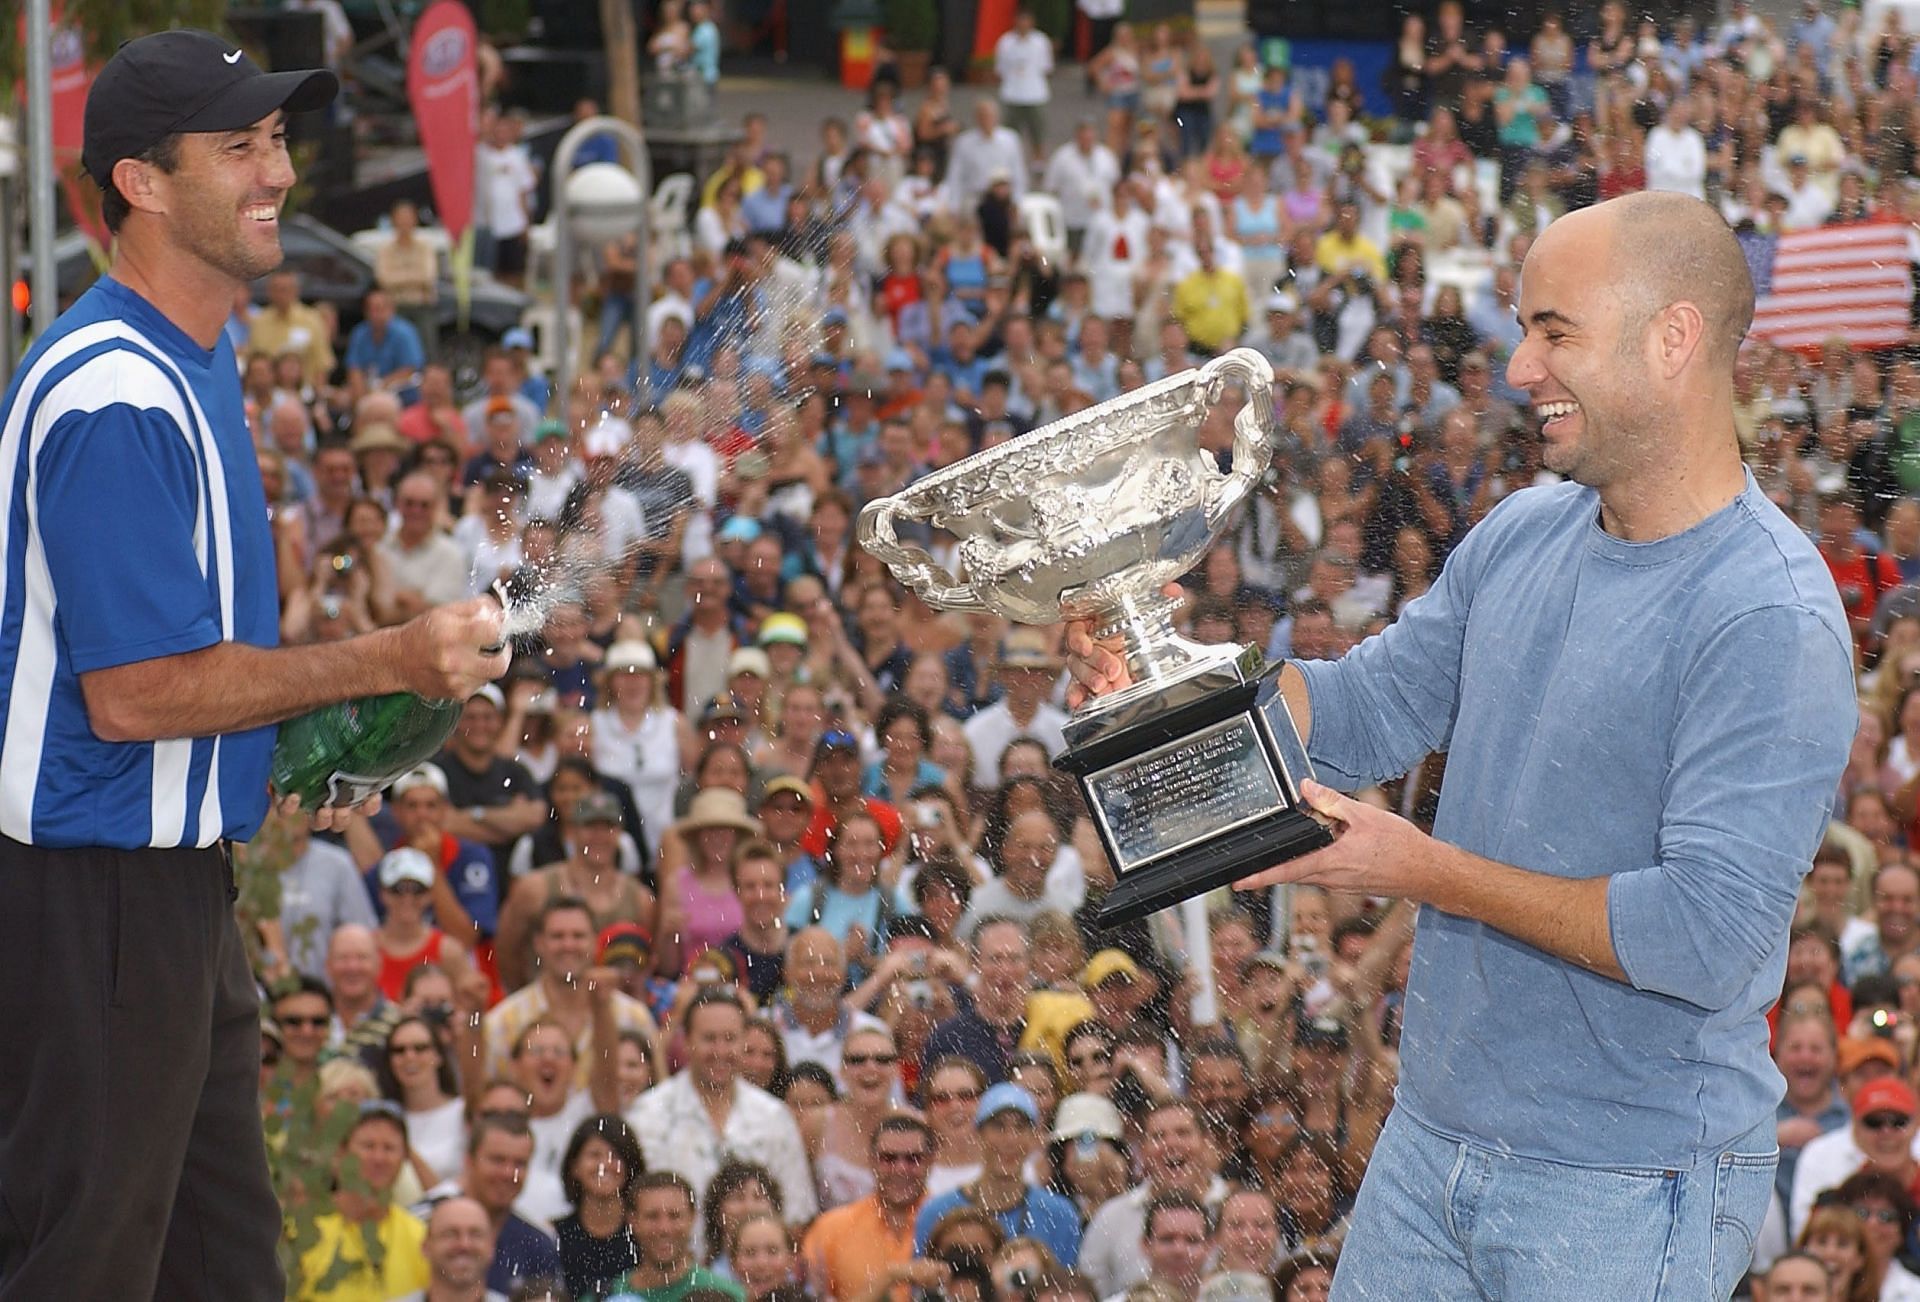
[{"x1": 1747, "y1": 219, "x2": 1916, "y2": 353}]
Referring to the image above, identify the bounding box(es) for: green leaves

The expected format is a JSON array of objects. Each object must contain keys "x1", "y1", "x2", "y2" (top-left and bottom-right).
[{"x1": 0, "y1": 3, "x2": 228, "y2": 99}]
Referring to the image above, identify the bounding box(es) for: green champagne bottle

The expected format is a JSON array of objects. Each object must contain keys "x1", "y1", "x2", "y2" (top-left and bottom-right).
[{"x1": 269, "y1": 693, "x2": 466, "y2": 811}]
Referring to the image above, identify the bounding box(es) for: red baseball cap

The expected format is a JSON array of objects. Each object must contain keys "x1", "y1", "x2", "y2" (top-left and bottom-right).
[{"x1": 1854, "y1": 1077, "x2": 1919, "y2": 1120}]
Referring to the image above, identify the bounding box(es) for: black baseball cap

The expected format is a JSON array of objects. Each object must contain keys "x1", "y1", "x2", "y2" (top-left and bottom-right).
[{"x1": 83, "y1": 29, "x2": 339, "y2": 188}]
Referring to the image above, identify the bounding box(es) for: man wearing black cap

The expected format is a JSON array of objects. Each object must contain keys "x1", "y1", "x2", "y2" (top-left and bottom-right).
[{"x1": 0, "y1": 30, "x2": 507, "y2": 1299}]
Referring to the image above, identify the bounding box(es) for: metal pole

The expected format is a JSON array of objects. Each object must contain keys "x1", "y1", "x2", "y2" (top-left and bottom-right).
[
  {"x1": 1, "y1": 176, "x2": 16, "y2": 385},
  {"x1": 25, "y1": 0, "x2": 56, "y2": 336},
  {"x1": 549, "y1": 115, "x2": 650, "y2": 412},
  {"x1": 0, "y1": 113, "x2": 18, "y2": 385}
]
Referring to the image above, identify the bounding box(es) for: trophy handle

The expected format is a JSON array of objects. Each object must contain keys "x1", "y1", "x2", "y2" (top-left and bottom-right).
[
  {"x1": 855, "y1": 497, "x2": 990, "y2": 612},
  {"x1": 1194, "y1": 348, "x2": 1278, "y2": 534}
]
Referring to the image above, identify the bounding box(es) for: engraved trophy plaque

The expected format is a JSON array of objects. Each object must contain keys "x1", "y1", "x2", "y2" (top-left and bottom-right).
[{"x1": 858, "y1": 348, "x2": 1329, "y2": 929}]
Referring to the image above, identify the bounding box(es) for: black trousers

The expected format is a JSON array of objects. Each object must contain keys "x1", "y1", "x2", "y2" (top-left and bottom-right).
[{"x1": 0, "y1": 837, "x2": 283, "y2": 1300}]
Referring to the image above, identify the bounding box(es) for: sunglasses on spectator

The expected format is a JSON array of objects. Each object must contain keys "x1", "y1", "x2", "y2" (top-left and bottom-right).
[
  {"x1": 844, "y1": 1052, "x2": 898, "y2": 1068},
  {"x1": 1862, "y1": 1112, "x2": 1913, "y2": 1132},
  {"x1": 929, "y1": 1088, "x2": 981, "y2": 1105},
  {"x1": 1070, "y1": 1048, "x2": 1113, "y2": 1067}
]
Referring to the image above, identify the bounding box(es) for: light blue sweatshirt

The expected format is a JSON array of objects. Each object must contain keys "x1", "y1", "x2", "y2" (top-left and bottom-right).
[{"x1": 1297, "y1": 471, "x2": 1856, "y2": 1168}]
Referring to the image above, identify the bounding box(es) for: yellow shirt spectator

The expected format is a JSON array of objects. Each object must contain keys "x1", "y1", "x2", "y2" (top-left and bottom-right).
[
  {"x1": 249, "y1": 300, "x2": 336, "y2": 382},
  {"x1": 1171, "y1": 264, "x2": 1252, "y2": 355},
  {"x1": 294, "y1": 1205, "x2": 429, "y2": 1302},
  {"x1": 1314, "y1": 229, "x2": 1388, "y2": 283}
]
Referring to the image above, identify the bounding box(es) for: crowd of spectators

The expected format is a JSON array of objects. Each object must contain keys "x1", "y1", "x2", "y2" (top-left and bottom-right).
[{"x1": 211, "y1": 0, "x2": 1920, "y2": 1298}]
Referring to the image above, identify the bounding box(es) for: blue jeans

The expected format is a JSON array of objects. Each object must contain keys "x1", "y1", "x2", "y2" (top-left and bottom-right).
[
  {"x1": 1333, "y1": 1108, "x2": 1776, "y2": 1301},
  {"x1": 596, "y1": 293, "x2": 636, "y2": 360}
]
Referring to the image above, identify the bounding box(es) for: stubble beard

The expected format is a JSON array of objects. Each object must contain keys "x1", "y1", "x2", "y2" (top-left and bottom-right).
[{"x1": 174, "y1": 187, "x2": 286, "y2": 286}]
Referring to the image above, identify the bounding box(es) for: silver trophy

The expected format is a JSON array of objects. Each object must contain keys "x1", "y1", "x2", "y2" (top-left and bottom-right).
[{"x1": 858, "y1": 348, "x2": 1328, "y2": 929}]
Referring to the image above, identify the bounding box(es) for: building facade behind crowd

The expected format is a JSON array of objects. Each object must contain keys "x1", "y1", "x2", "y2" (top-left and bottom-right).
[{"x1": 227, "y1": 1, "x2": 1920, "y2": 1297}]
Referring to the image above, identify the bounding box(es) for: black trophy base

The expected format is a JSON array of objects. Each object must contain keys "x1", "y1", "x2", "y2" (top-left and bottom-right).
[
  {"x1": 1056, "y1": 652, "x2": 1333, "y2": 933},
  {"x1": 1089, "y1": 806, "x2": 1332, "y2": 930}
]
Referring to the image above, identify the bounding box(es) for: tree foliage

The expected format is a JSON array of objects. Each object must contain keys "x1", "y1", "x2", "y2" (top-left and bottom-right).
[{"x1": 0, "y1": 0, "x2": 229, "y2": 99}]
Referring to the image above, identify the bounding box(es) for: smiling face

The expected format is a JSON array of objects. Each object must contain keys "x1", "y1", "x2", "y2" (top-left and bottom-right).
[
  {"x1": 1809, "y1": 1226, "x2": 1864, "y2": 1283},
  {"x1": 1142, "y1": 1106, "x2": 1204, "y2": 1189},
  {"x1": 633, "y1": 1185, "x2": 696, "y2": 1269},
  {"x1": 1878, "y1": 864, "x2": 1920, "y2": 947},
  {"x1": 687, "y1": 1000, "x2": 745, "y2": 1095},
  {"x1": 926, "y1": 1064, "x2": 984, "y2": 1134},
  {"x1": 1143, "y1": 1204, "x2": 1210, "y2": 1287},
  {"x1": 1217, "y1": 1189, "x2": 1279, "y2": 1270},
  {"x1": 1507, "y1": 216, "x2": 1634, "y2": 482},
  {"x1": 1855, "y1": 1194, "x2": 1906, "y2": 1264},
  {"x1": 1858, "y1": 1099, "x2": 1916, "y2": 1168},
  {"x1": 733, "y1": 853, "x2": 786, "y2": 930},
  {"x1": 387, "y1": 1021, "x2": 443, "y2": 1091},
  {"x1": 872, "y1": 1124, "x2": 932, "y2": 1211},
  {"x1": 133, "y1": 113, "x2": 296, "y2": 286},
  {"x1": 273, "y1": 991, "x2": 331, "y2": 1067},
  {"x1": 535, "y1": 905, "x2": 596, "y2": 985},
  {"x1": 343, "y1": 1115, "x2": 408, "y2": 1196},
  {"x1": 842, "y1": 1028, "x2": 898, "y2": 1104},
  {"x1": 731, "y1": 1217, "x2": 794, "y2": 1293},
  {"x1": 828, "y1": 817, "x2": 883, "y2": 893},
  {"x1": 615, "y1": 1036, "x2": 654, "y2": 1106},
  {"x1": 1774, "y1": 1018, "x2": 1836, "y2": 1098},
  {"x1": 571, "y1": 1134, "x2": 628, "y2": 1202}
]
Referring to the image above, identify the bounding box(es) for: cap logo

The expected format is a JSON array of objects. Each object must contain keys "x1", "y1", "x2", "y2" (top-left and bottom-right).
[{"x1": 223, "y1": 48, "x2": 243, "y2": 64}]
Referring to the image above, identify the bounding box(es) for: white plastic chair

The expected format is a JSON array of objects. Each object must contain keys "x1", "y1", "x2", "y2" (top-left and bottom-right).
[
  {"x1": 519, "y1": 302, "x2": 584, "y2": 377},
  {"x1": 1366, "y1": 143, "x2": 1412, "y2": 200},
  {"x1": 1018, "y1": 192, "x2": 1068, "y2": 266},
  {"x1": 350, "y1": 227, "x2": 391, "y2": 263},
  {"x1": 651, "y1": 173, "x2": 696, "y2": 264},
  {"x1": 1426, "y1": 249, "x2": 1494, "y2": 306},
  {"x1": 526, "y1": 220, "x2": 558, "y2": 294}
]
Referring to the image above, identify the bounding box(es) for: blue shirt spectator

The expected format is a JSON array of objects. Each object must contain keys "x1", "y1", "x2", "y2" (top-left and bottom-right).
[{"x1": 344, "y1": 306, "x2": 425, "y2": 391}]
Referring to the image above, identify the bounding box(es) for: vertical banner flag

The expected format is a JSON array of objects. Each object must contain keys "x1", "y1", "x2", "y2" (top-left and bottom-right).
[{"x1": 407, "y1": 1, "x2": 479, "y2": 325}]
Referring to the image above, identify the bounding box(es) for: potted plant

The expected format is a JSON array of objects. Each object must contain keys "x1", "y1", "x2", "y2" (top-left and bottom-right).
[{"x1": 882, "y1": 0, "x2": 938, "y2": 87}]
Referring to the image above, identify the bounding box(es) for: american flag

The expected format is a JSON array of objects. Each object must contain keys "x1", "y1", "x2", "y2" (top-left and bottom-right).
[{"x1": 1743, "y1": 219, "x2": 1917, "y2": 353}]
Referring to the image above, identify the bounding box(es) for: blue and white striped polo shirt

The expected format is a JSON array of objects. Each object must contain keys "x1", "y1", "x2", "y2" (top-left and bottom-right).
[{"x1": 0, "y1": 276, "x2": 280, "y2": 850}]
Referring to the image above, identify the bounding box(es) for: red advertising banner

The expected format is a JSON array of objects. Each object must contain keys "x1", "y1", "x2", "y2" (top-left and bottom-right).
[
  {"x1": 45, "y1": 5, "x2": 91, "y2": 155},
  {"x1": 406, "y1": 1, "x2": 479, "y2": 240}
]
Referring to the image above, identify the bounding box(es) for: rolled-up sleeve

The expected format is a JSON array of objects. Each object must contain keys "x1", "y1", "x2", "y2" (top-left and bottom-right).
[{"x1": 1608, "y1": 603, "x2": 1855, "y2": 1011}]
